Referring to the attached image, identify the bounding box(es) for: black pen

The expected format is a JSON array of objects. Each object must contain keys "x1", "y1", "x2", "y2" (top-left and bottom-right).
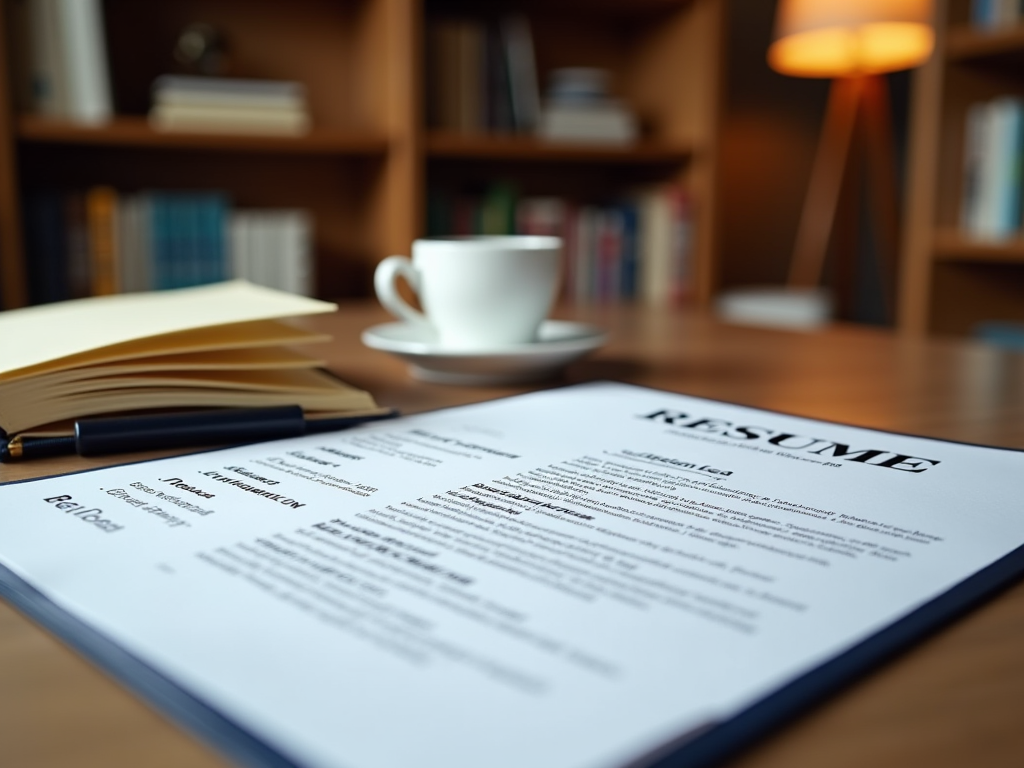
[{"x1": 0, "y1": 406, "x2": 400, "y2": 462}]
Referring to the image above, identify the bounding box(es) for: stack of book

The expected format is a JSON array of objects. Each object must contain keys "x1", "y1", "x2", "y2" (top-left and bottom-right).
[
  {"x1": 427, "y1": 184, "x2": 693, "y2": 307},
  {"x1": 960, "y1": 96, "x2": 1024, "y2": 241},
  {"x1": 149, "y1": 76, "x2": 311, "y2": 136},
  {"x1": 537, "y1": 68, "x2": 638, "y2": 145},
  {"x1": 11, "y1": 0, "x2": 113, "y2": 124},
  {"x1": 23, "y1": 188, "x2": 315, "y2": 303},
  {"x1": 426, "y1": 15, "x2": 540, "y2": 134}
]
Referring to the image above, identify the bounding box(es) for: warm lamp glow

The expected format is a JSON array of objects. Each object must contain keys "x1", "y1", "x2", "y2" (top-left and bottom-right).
[{"x1": 768, "y1": 0, "x2": 935, "y2": 77}]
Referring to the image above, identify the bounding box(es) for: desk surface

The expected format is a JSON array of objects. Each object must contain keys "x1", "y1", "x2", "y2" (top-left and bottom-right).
[{"x1": 3, "y1": 302, "x2": 1024, "y2": 768}]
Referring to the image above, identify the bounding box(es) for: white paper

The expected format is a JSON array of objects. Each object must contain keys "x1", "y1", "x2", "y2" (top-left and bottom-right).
[{"x1": 1, "y1": 382, "x2": 1022, "y2": 768}]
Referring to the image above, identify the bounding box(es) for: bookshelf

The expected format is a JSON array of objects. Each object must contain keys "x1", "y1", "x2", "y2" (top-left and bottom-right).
[
  {"x1": 900, "y1": 0, "x2": 1024, "y2": 337},
  {"x1": 0, "y1": 0, "x2": 723, "y2": 310}
]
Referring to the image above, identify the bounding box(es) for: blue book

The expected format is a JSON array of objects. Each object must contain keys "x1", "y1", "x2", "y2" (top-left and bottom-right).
[
  {"x1": 618, "y1": 201, "x2": 639, "y2": 300},
  {"x1": 180, "y1": 194, "x2": 201, "y2": 287},
  {"x1": 196, "y1": 193, "x2": 229, "y2": 285},
  {"x1": 149, "y1": 193, "x2": 177, "y2": 290}
]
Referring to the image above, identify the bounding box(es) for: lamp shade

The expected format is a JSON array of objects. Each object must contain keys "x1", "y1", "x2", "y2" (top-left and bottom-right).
[{"x1": 768, "y1": 0, "x2": 934, "y2": 77}]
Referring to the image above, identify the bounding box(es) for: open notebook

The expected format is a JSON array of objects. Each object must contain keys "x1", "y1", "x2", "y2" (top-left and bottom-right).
[{"x1": 0, "y1": 280, "x2": 382, "y2": 439}]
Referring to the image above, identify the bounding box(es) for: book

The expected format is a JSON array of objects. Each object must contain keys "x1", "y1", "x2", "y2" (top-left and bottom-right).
[
  {"x1": 502, "y1": 15, "x2": 541, "y2": 133},
  {"x1": 85, "y1": 185, "x2": 119, "y2": 296},
  {"x1": 52, "y1": 0, "x2": 113, "y2": 124},
  {"x1": 425, "y1": 19, "x2": 487, "y2": 134},
  {"x1": 0, "y1": 281, "x2": 381, "y2": 439},
  {"x1": 637, "y1": 185, "x2": 693, "y2": 307},
  {"x1": 538, "y1": 68, "x2": 638, "y2": 145},
  {"x1": 23, "y1": 0, "x2": 68, "y2": 117},
  {"x1": 117, "y1": 193, "x2": 153, "y2": 293},
  {"x1": 961, "y1": 97, "x2": 1024, "y2": 241},
  {"x1": 149, "y1": 103, "x2": 311, "y2": 136},
  {"x1": 426, "y1": 15, "x2": 538, "y2": 136},
  {"x1": 537, "y1": 101, "x2": 638, "y2": 145},
  {"x1": 149, "y1": 76, "x2": 311, "y2": 136},
  {"x1": 151, "y1": 75, "x2": 307, "y2": 110},
  {"x1": 429, "y1": 186, "x2": 692, "y2": 306},
  {"x1": 23, "y1": 189, "x2": 69, "y2": 304},
  {"x1": 229, "y1": 209, "x2": 314, "y2": 296},
  {"x1": 21, "y1": 0, "x2": 113, "y2": 123},
  {"x1": 65, "y1": 191, "x2": 91, "y2": 299},
  {"x1": 1, "y1": 382, "x2": 1024, "y2": 768}
]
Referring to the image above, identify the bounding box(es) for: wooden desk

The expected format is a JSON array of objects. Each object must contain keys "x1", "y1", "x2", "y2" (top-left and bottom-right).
[{"x1": 3, "y1": 302, "x2": 1024, "y2": 768}]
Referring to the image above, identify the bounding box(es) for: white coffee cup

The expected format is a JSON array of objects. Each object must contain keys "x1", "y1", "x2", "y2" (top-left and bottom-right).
[{"x1": 374, "y1": 236, "x2": 562, "y2": 350}]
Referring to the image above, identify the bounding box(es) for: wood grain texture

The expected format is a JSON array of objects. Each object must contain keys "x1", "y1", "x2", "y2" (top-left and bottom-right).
[
  {"x1": 17, "y1": 115, "x2": 391, "y2": 155},
  {"x1": 2, "y1": 301, "x2": 1024, "y2": 767},
  {"x1": 0, "y1": 0, "x2": 27, "y2": 309}
]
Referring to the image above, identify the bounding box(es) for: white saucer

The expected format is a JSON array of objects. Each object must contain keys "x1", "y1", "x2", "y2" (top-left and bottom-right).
[{"x1": 361, "y1": 320, "x2": 607, "y2": 385}]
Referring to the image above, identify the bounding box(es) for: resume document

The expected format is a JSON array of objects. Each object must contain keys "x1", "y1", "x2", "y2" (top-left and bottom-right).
[{"x1": 1, "y1": 382, "x2": 1022, "y2": 768}]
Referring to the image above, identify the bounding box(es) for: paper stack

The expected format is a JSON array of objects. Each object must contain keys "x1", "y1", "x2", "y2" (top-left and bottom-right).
[{"x1": 149, "y1": 76, "x2": 311, "y2": 136}]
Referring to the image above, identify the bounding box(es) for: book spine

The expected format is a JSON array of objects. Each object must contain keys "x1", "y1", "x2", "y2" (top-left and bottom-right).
[
  {"x1": 8, "y1": 0, "x2": 38, "y2": 113},
  {"x1": 481, "y1": 183, "x2": 517, "y2": 235},
  {"x1": 426, "y1": 22, "x2": 460, "y2": 131},
  {"x1": 228, "y1": 210, "x2": 250, "y2": 281},
  {"x1": 198, "y1": 193, "x2": 229, "y2": 285},
  {"x1": 86, "y1": 186, "x2": 119, "y2": 295},
  {"x1": 134, "y1": 194, "x2": 154, "y2": 292},
  {"x1": 1003, "y1": 98, "x2": 1024, "y2": 236},
  {"x1": 280, "y1": 210, "x2": 314, "y2": 296},
  {"x1": 26, "y1": 0, "x2": 68, "y2": 117},
  {"x1": 485, "y1": 23, "x2": 514, "y2": 133},
  {"x1": 52, "y1": 0, "x2": 112, "y2": 124},
  {"x1": 976, "y1": 98, "x2": 1024, "y2": 240},
  {"x1": 670, "y1": 187, "x2": 695, "y2": 303},
  {"x1": 502, "y1": 14, "x2": 541, "y2": 134},
  {"x1": 150, "y1": 195, "x2": 170, "y2": 290},
  {"x1": 24, "y1": 189, "x2": 69, "y2": 304},
  {"x1": 116, "y1": 194, "x2": 139, "y2": 293},
  {"x1": 961, "y1": 102, "x2": 988, "y2": 236},
  {"x1": 574, "y1": 206, "x2": 598, "y2": 304},
  {"x1": 65, "y1": 191, "x2": 91, "y2": 298},
  {"x1": 619, "y1": 202, "x2": 639, "y2": 301},
  {"x1": 457, "y1": 21, "x2": 486, "y2": 134},
  {"x1": 638, "y1": 187, "x2": 672, "y2": 308},
  {"x1": 250, "y1": 213, "x2": 272, "y2": 289},
  {"x1": 426, "y1": 189, "x2": 452, "y2": 237}
]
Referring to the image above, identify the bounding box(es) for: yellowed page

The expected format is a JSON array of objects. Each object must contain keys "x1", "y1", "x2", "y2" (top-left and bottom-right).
[
  {"x1": 0, "y1": 281, "x2": 336, "y2": 377},
  {"x1": 1, "y1": 320, "x2": 328, "y2": 383}
]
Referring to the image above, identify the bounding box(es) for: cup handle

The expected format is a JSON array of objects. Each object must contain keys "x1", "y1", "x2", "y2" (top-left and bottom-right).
[{"x1": 374, "y1": 255, "x2": 428, "y2": 327}]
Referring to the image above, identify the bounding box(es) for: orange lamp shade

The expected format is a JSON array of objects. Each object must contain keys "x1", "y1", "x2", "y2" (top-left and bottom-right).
[{"x1": 768, "y1": 0, "x2": 935, "y2": 77}]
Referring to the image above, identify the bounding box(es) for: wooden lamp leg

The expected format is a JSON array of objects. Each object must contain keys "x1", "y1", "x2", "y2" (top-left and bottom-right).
[
  {"x1": 860, "y1": 74, "x2": 900, "y2": 324},
  {"x1": 787, "y1": 76, "x2": 863, "y2": 289}
]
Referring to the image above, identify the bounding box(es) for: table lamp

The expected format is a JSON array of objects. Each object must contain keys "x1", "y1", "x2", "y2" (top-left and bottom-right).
[{"x1": 720, "y1": 0, "x2": 934, "y2": 329}]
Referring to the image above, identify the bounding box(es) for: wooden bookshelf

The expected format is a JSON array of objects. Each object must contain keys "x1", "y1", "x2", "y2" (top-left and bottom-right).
[
  {"x1": 900, "y1": 0, "x2": 1024, "y2": 337},
  {"x1": 0, "y1": 0, "x2": 723, "y2": 310}
]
